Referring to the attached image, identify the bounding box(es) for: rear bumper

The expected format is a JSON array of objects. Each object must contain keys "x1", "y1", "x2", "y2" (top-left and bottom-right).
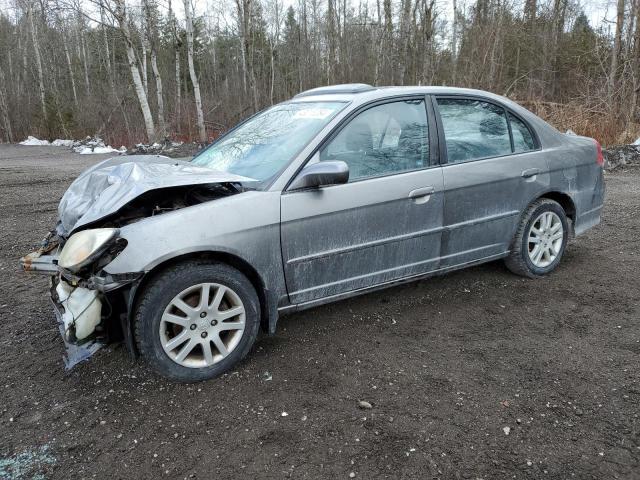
[
  {"x1": 574, "y1": 205, "x2": 603, "y2": 236},
  {"x1": 574, "y1": 168, "x2": 605, "y2": 237}
]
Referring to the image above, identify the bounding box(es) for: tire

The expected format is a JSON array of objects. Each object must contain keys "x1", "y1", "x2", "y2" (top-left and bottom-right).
[
  {"x1": 134, "y1": 261, "x2": 260, "y2": 382},
  {"x1": 505, "y1": 198, "x2": 569, "y2": 278}
]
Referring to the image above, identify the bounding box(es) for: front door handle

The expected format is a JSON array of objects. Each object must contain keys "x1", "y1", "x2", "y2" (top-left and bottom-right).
[
  {"x1": 521, "y1": 168, "x2": 540, "y2": 178},
  {"x1": 409, "y1": 186, "x2": 435, "y2": 204}
]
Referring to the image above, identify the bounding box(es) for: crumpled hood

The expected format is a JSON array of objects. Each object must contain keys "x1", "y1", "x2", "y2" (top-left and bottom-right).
[{"x1": 58, "y1": 155, "x2": 252, "y2": 234}]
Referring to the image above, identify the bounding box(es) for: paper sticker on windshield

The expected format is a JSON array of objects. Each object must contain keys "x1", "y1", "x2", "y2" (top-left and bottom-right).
[{"x1": 293, "y1": 108, "x2": 334, "y2": 120}]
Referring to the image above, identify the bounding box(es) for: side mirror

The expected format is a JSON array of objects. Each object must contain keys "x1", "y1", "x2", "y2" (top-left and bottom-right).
[{"x1": 289, "y1": 161, "x2": 349, "y2": 190}]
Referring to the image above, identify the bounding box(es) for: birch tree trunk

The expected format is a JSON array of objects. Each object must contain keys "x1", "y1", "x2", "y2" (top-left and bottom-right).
[
  {"x1": 397, "y1": 0, "x2": 413, "y2": 84},
  {"x1": 451, "y1": 0, "x2": 458, "y2": 83},
  {"x1": 383, "y1": 0, "x2": 393, "y2": 84},
  {"x1": 26, "y1": 1, "x2": 46, "y2": 119},
  {"x1": 150, "y1": 51, "x2": 165, "y2": 136},
  {"x1": 168, "y1": 0, "x2": 181, "y2": 131},
  {"x1": 268, "y1": 0, "x2": 281, "y2": 104},
  {"x1": 269, "y1": 37, "x2": 275, "y2": 104},
  {"x1": 236, "y1": 0, "x2": 258, "y2": 109},
  {"x1": 63, "y1": 33, "x2": 78, "y2": 107},
  {"x1": 99, "y1": 1, "x2": 114, "y2": 90},
  {"x1": 113, "y1": 0, "x2": 156, "y2": 142},
  {"x1": 144, "y1": 0, "x2": 166, "y2": 137},
  {"x1": 175, "y1": 49, "x2": 181, "y2": 130},
  {"x1": 327, "y1": 0, "x2": 337, "y2": 82},
  {"x1": 236, "y1": 0, "x2": 249, "y2": 93},
  {"x1": 78, "y1": 13, "x2": 91, "y2": 95},
  {"x1": 141, "y1": 36, "x2": 149, "y2": 95},
  {"x1": 184, "y1": 0, "x2": 207, "y2": 142}
]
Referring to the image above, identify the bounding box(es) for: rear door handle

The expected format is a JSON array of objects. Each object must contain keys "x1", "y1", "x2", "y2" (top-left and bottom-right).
[
  {"x1": 521, "y1": 168, "x2": 540, "y2": 178},
  {"x1": 408, "y1": 186, "x2": 435, "y2": 204}
]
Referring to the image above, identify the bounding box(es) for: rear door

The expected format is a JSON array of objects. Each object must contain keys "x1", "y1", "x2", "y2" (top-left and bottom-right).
[
  {"x1": 280, "y1": 97, "x2": 444, "y2": 304},
  {"x1": 434, "y1": 96, "x2": 549, "y2": 267}
]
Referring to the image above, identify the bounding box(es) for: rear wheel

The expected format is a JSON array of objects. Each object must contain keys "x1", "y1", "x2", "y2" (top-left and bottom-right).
[
  {"x1": 505, "y1": 198, "x2": 569, "y2": 278},
  {"x1": 134, "y1": 261, "x2": 260, "y2": 382}
]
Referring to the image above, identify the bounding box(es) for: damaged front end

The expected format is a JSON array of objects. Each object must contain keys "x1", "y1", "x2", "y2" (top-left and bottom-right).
[
  {"x1": 21, "y1": 155, "x2": 249, "y2": 369},
  {"x1": 21, "y1": 228, "x2": 137, "y2": 369}
]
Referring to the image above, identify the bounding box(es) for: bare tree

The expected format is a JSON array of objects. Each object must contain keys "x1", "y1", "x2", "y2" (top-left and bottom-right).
[
  {"x1": 183, "y1": 0, "x2": 206, "y2": 142},
  {"x1": 113, "y1": 0, "x2": 156, "y2": 142},
  {"x1": 0, "y1": 0, "x2": 635, "y2": 146},
  {"x1": 609, "y1": 0, "x2": 626, "y2": 101},
  {"x1": 24, "y1": 0, "x2": 46, "y2": 118},
  {"x1": 266, "y1": 0, "x2": 284, "y2": 104},
  {"x1": 236, "y1": 0, "x2": 258, "y2": 110},
  {"x1": 144, "y1": 0, "x2": 166, "y2": 137},
  {"x1": 0, "y1": 66, "x2": 14, "y2": 142},
  {"x1": 168, "y1": 0, "x2": 181, "y2": 130}
]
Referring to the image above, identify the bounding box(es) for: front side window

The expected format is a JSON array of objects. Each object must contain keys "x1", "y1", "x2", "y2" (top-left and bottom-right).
[
  {"x1": 191, "y1": 101, "x2": 346, "y2": 186},
  {"x1": 436, "y1": 98, "x2": 511, "y2": 163},
  {"x1": 319, "y1": 99, "x2": 429, "y2": 181}
]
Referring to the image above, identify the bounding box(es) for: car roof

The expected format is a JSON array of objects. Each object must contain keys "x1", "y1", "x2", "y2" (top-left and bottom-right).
[
  {"x1": 289, "y1": 84, "x2": 542, "y2": 119},
  {"x1": 290, "y1": 84, "x2": 510, "y2": 103}
]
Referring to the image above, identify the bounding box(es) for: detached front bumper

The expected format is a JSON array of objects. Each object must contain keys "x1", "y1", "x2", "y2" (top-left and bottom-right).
[
  {"x1": 21, "y1": 246, "x2": 107, "y2": 369},
  {"x1": 50, "y1": 277, "x2": 105, "y2": 369}
]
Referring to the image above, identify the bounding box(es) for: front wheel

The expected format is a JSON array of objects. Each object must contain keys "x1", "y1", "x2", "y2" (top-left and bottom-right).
[
  {"x1": 134, "y1": 261, "x2": 260, "y2": 382},
  {"x1": 505, "y1": 198, "x2": 569, "y2": 278}
]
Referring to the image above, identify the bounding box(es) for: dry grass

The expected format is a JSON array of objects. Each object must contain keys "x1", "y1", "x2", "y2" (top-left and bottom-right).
[{"x1": 515, "y1": 100, "x2": 637, "y2": 146}]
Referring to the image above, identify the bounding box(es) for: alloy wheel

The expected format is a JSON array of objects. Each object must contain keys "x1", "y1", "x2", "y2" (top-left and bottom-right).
[
  {"x1": 527, "y1": 211, "x2": 564, "y2": 268},
  {"x1": 159, "y1": 283, "x2": 246, "y2": 368}
]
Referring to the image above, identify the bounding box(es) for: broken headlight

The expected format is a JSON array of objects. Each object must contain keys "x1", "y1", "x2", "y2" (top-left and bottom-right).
[{"x1": 58, "y1": 228, "x2": 119, "y2": 272}]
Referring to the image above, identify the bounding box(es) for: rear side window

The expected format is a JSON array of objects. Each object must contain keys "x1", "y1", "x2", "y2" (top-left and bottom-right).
[
  {"x1": 508, "y1": 113, "x2": 536, "y2": 153},
  {"x1": 436, "y1": 98, "x2": 511, "y2": 163}
]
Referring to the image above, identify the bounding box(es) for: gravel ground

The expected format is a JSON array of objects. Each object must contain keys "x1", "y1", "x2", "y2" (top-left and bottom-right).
[{"x1": 0, "y1": 145, "x2": 638, "y2": 480}]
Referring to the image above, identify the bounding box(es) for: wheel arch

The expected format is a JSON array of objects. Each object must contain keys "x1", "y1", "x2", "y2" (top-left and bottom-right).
[
  {"x1": 538, "y1": 191, "x2": 576, "y2": 223},
  {"x1": 536, "y1": 190, "x2": 577, "y2": 238},
  {"x1": 509, "y1": 190, "x2": 577, "y2": 251},
  {"x1": 124, "y1": 250, "x2": 278, "y2": 356}
]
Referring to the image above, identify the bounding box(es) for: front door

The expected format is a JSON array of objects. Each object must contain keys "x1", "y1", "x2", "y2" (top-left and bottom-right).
[{"x1": 281, "y1": 98, "x2": 444, "y2": 304}]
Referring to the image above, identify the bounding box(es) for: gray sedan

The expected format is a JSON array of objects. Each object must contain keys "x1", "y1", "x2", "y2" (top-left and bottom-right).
[{"x1": 22, "y1": 84, "x2": 605, "y2": 382}]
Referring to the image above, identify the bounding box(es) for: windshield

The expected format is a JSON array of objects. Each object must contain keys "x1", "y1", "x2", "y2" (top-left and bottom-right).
[{"x1": 191, "y1": 101, "x2": 346, "y2": 185}]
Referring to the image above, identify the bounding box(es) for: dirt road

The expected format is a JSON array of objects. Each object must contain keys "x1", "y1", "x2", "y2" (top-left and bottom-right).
[{"x1": 0, "y1": 145, "x2": 638, "y2": 479}]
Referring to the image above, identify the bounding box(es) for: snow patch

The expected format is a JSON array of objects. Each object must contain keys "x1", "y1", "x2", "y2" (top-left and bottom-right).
[
  {"x1": 19, "y1": 136, "x2": 122, "y2": 153},
  {"x1": 72, "y1": 136, "x2": 126, "y2": 155},
  {"x1": 52, "y1": 139, "x2": 74, "y2": 147},
  {"x1": 130, "y1": 140, "x2": 202, "y2": 158},
  {"x1": 19, "y1": 136, "x2": 50, "y2": 146},
  {"x1": 77, "y1": 145, "x2": 125, "y2": 155}
]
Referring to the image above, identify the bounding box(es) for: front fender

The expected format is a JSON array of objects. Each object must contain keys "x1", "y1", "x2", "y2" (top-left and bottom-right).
[
  {"x1": 103, "y1": 191, "x2": 285, "y2": 293},
  {"x1": 101, "y1": 190, "x2": 287, "y2": 346}
]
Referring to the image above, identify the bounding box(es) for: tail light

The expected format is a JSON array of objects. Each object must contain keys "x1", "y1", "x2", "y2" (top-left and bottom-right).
[{"x1": 595, "y1": 140, "x2": 604, "y2": 167}]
